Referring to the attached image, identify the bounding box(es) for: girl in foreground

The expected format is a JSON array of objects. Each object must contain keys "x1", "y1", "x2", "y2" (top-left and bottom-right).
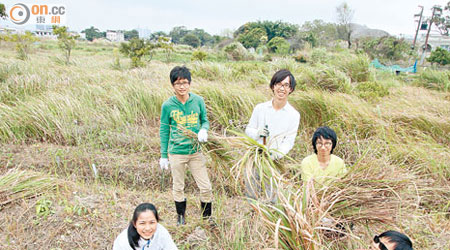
[{"x1": 113, "y1": 203, "x2": 177, "y2": 250}]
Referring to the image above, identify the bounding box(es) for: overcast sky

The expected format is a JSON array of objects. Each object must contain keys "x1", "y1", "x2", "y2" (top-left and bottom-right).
[{"x1": 1, "y1": 0, "x2": 448, "y2": 36}]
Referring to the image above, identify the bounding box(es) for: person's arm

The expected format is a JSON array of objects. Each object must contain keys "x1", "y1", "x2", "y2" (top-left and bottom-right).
[
  {"x1": 199, "y1": 97, "x2": 209, "y2": 131},
  {"x1": 245, "y1": 105, "x2": 260, "y2": 140},
  {"x1": 112, "y1": 230, "x2": 132, "y2": 250},
  {"x1": 159, "y1": 224, "x2": 178, "y2": 250},
  {"x1": 275, "y1": 111, "x2": 300, "y2": 157},
  {"x1": 160, "y1": 103, "x2": 170, "y2": 159}
]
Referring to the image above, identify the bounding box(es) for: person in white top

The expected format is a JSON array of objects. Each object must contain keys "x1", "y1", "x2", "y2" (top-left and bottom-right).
[
  {"x1": 244, "y1": 69, "x2": 300, "y2": 202},
  {"x1": 113, "y1": 203, "x2": 178, "y2": 250},
  {"x1": 245, "y1": 69, "x2": 300, "y2": 160}
]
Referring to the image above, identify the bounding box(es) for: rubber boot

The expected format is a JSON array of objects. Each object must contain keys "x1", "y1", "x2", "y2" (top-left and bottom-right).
[
  {"x1": 201, "y1": 201, "x2": 216, "y2": 227},
  {"x1": 175, "y1": 200, "x2": 186, "y2": 226},
  {"x1": 200, "y1": 202, "x2": 212, "y2": 218}
]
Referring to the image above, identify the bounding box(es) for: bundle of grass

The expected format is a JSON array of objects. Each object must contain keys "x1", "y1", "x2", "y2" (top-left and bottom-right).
[
  {"x1": 0, "y1": 170, "x2": 59, "y2": 207},
  {"x1": 251, "y1": 182, "x2": 333, "y2": 250},
  {"x1": 251, "y1": 156, "x2": 426, "y2": 249}
]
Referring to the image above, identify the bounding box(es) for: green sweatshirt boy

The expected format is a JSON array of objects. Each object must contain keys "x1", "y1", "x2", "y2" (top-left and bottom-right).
[{"x1": 160, "y1": 93, "x2": 209, "y2": 158}]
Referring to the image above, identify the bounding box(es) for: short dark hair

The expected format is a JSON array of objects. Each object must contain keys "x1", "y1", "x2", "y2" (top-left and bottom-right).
[
  {"x1": 269, "y1": 69, "x2": 296, "y2": 93},
  {"x1": 169, "y1": 66, "x2": 191, "y2": 85},
  {"x1": 379, "y1": 230, "x2": 413, "y2": 250},
  {"x1": 127, "y1": 203, "x2": 160, "y2": 248},
  {"x1": 312, "y1": 126, "x2": 337, "y2": 154}
]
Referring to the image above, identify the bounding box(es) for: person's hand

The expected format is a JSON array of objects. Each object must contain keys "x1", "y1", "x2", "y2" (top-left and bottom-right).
[
  {"x1": 159, "y1": 158, "x2": 169, "y2": 170},
  {"x1": 257, "y1": 127, "x2": 269, "y2": 138},
  {"x1": 198, "y1": 129, "x2": 208, "y2": 142}
]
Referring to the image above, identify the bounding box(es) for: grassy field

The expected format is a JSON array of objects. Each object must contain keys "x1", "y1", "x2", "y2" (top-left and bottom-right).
[{"x1": 0, "y1": 40, "x2": 449, "y2": 249}]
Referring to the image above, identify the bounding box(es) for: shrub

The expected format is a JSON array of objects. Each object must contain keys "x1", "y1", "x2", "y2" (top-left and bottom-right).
[
  {"x1": 191, "y1": 50, "x2": 208, "y2": 61},
  {"x1": 267, "y1": 36, "x2": 290, "y2": 55},
  {"x1": 293, "y1": 52, "x2": 308, "y2": 63},
  {"x1": 7, "y1": 31, "x2": 38, "y2": 60},
  {"x1": 120, "y1": 38, "x2": 153, "y2": 67},
  {"x1": 355, "y1": 81, "x2": 389, "y2": 101},
  {"x1": 427, "y1": 47, "x2": 450, "y2": 65},
  {"x1": 361, "y1": 36, "x2": 412, "y2": 61},
  {"x1": 223, "y1": 42, "x2": 248, "y2": 61}
]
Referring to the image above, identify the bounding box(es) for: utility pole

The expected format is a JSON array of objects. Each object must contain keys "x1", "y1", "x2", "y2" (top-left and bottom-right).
[
  {"x1": 420, "y1": 6, "x2": 438, "y2": 65},
  {"x1": 412, "y1": 5, "x2": 424, "y2": 50}
]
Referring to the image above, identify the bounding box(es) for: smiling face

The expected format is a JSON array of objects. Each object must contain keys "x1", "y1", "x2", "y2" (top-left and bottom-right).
[
  {"x1": 315, "y1": 136, "x2": 333, "y2": 157},
  {"x1": 172, "y1": 77, "x2": 190, "y2": 99},
  {"x1": 272, "y1": 76, "x2": 291, "y2": 101},
  {"x1": 133, "y1": 210, "x2": 158, "y2": 240}
]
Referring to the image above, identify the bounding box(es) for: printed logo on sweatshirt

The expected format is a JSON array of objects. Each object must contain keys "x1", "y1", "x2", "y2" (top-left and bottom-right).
[{"x1": 171, "y1": 110, "x2": 199, "y2": 129}]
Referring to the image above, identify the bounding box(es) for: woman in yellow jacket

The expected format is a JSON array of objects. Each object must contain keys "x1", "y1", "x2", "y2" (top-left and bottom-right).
[{"x1": 301, "y1": 126, "x2": 347, "y2": 185}]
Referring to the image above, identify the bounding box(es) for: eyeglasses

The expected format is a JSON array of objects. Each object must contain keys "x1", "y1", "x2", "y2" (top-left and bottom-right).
[
  {"x1": 316, "y1": 142, "x2": 333, "y2": 147},
  {"x1": 274, "y1": 82, "x2": 291, "y2": 89},
  {"x1": 173, "y1": 81, "x2": 190, "y2": 87},
  {"x1": 373, "y1": 235, "x2": 388, "y2": 250}
]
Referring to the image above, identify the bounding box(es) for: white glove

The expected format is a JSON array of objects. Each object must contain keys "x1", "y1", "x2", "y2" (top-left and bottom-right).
[
  {"x1": 257, "y1": 127, "x2": 269, "y2": 138},
  {"x1": 198, "y1": 129, "x2": 208, "y2": 142},
  {"x1": 159, "y1": 158, "x2": 169, "y2": 170}
]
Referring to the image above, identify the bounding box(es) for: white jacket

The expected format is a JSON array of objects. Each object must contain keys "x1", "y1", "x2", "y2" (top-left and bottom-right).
[{"x1": 113, "y1": 223, "x2": 178, "y2": 250}]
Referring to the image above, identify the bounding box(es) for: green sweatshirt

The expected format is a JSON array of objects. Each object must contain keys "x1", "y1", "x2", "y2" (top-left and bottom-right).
[{"x1": 160, "y1": 93, "x2": 209, "y2": 158}]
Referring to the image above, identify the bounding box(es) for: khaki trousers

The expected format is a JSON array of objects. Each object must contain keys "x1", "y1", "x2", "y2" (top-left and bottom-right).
[{"x1": 169, "y1": 152, "x2": 212, "y2": 203}]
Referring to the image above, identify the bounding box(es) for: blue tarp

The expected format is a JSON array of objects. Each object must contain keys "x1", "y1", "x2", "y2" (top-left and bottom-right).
[{"x1": 370, "y1": 59, "x2": 417, "y2": 73}]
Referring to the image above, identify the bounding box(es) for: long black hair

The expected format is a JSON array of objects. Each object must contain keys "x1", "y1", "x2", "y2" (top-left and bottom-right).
[{"x1": 127, "y1": 203, "x2": 160, "y2": 249}]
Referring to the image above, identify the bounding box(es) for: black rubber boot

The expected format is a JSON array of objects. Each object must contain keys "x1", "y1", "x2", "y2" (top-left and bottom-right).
[
  {"x1": 200, "y1": 202, "x2": 212, "y2": 218},
  {"x1": 175, "y1": 200, "x2": 186, "y2": 226},
  {"x1": 201, "y1": 202, "x2": 217, "y2": 227}
]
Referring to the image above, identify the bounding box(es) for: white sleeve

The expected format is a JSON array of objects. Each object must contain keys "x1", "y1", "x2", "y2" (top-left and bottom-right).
[
  {"x1": 245, "y1": 105, "x2": 260, "y2": 140},
  {"x1": 113, "y1": 229, "x2": 133, "y2": 250},
  {"x1": 159, "y1": 225, "x2": 178, "y2": 250}
]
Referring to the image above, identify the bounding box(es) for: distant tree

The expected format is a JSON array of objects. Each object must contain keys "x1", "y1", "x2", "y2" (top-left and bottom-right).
[
  {"x1": 53, "y1": 26, "x2": 78, "y2": 64},
  {"x1": 267, "y1": 37, "x2": 290, "y2": 55},
  {"x1": 237, "y1": 27, "x2": 267, "y2": 49},
  {"x1": 300, "y1": 19, "x2": 339, "y2": 47},
  {"x1": 234, "y1": 20, "x2": 298, "y2": 42},
  {"x1": 361, "y1": 36, "x2": 411, "y2": 61},
  {"x1": 149, "y1": 31, "x2": 168, "y2": 41},
  {"x1": 169, "y1": 26, "x2": 189, "y2": 44},
  {"x1": 336, "y1": 2, "x2": 354, "y2": 48},
  {"x1": 8, "y1": 31, "x2": 38, "y2": 60},
  {"x1": 213, "y1": 35, "x2": 227, "y2": 44},
  {"x1": 427, "y1": 47, "x2": 450, "y2": 65},
  {"x1": 124, "y1": 29, "x2": 139, "y2": 41},
  {"x1": 81, "y1": 26, "x2": 104, "y2": 41},
  {"x1": 0, "y1": 3, "x2": 7, "y2": 19},
  {"x1": 120, "y1": 38, "x2": 152, "y2": 67},
  {"x1": 181, "y1": 33, "x2": 201, "y2": 48},
  {"x1": 190, "y1": 28, "x2": 214, "y2": 46},
  {"x1": 433, "y1": 2, "x2": 450, "y2": 36}
]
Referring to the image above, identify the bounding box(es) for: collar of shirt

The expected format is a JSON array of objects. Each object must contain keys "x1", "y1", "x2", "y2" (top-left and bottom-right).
[{"x1": 263, "y1": 99, "x2": 291, "y2": 112}]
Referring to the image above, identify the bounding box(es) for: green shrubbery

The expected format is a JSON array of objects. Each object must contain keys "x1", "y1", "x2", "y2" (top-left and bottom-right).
[
  {"x1": 191, "y1": 50, "x2": 207, "y2": 61},
  {"x1": 427, "y1": 47, "x2": 450, "y2": 66},
  {"x1": 355, "y1": 81, "x2": 389, "y2": 101}
]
